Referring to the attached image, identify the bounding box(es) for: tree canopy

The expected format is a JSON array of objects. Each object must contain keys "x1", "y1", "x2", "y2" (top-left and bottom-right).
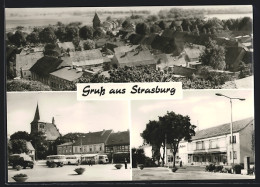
[
  {"x1": 79, "y1": 26, "x2": 94, "y2": 40},
  {"x1": 200, "y1": 38, "x2": 226, "y2": 70},
  {"x1": 10, "y1": 131, "x2": 31, "y2": 141}
]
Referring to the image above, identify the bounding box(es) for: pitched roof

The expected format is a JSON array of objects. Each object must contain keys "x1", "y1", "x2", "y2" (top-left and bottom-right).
[
  {"x1": 38, "y1": 122, "x2": 61, "y2": 141},
  {"x1": 184, "y1": 45, "x2": 205, "y2": 60},
  {"x1": 73, "y1": 130, "x2": 113, "y2": 146},
  {"x1": 50, "y1": 67, "x2": 84, "y2": 82},
  {"x1": 106, "y1": 131, "x2": 130, "y2": 146},
  {"x1": 93, "y1": 12, "x2": 101, "y2": 23},
  {"x1": 115, "y1": 49, "x2": 156, "y2": 66},
  {"x1": 57, "y1": 142, "x2": 73, "y2": 147},
  {"x1": 57, "y1": 42, "x2": 75, "y2": 51},
  {"x1": 192, "y1": 117, "x2": 254, "y2": 140},
  {"x1": 26, "y1": 141, "x2": 35, "y2": 150},
  {"x1": 113, "y1": 45, "x2": 139, "y2": 54},
  {"x1": 30, "y1": 56, "x2": 63, "y2": 76},
  {"x1": 32, "y1": 104, "x2": 40, "y2": 123},
  {"x1": 69, "y1": 49, "x2": 103, "y2": 66},
  {"x1": 16, "y1": 52, "x2": 44, "y2": 71}
]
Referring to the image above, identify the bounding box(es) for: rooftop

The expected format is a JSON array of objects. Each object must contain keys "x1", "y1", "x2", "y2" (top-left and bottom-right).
[
  {"x1": 106, "y1": 131, "x2": 130, "y2": 146},
  {"x1": 50, "y1": 67, "x2": 84, "y2": 82},
  {"x1": 191, "y1": 117, "x2": 254, "y2": 140}
]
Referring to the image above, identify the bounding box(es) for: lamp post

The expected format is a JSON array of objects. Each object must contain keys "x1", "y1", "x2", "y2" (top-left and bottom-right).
[{"x1": 215, "y1": 93, "x2": 245, "y2": 165}]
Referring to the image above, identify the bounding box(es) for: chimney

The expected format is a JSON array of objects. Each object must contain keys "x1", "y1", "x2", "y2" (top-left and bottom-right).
[{"x1": 52, "y1": 117, "x2": 55, "y2": 124}]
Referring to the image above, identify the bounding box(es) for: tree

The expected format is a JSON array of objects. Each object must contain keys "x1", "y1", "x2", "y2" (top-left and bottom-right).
[
  {"x1": 141, "y1": 120, "x2": 165, "y2": 166},
  {"x1": 79, "y1": 26, "x2": 94, "y2": 40},
  {"x1": 93, "y1": 28, "x2": 105, "y2": 39},
  {"x1": 158, "y1": 21, "x2": 167, "y2": 30},
  {"x1": 30, "y1": 131, "x2": 49, "y2": 160},
  {"x1": 136, "y1": 23, "x2": 150, "y2": 35},
  {"x1": 10, "y1": 139, "x2": 29, "y2": 154},
  {"x1": 200, "y1": 38, "x2": 226, "y2": 70},
  {"x1": 26, "y1": 31, "x2": 40, "y2": 44},
  {"x1": 238, "y1": 17, "x2": 252, "y2": 32},
  {"x1": 122, "y1": 20, "x2": 131, "y2": 29},
  {"x1": 55, "y1": 26, "x2": 67, "y2": 42},
  {"x1": 158, "y1": 111, "x2": 196, "y2": 167},
  {"x1": 146, "y1": 15, "x2": 159, "y2": 22},
  {"x1": 65, "y1": 26, "x2": 79, "y2": 41},
  {"x1": 10, "y1": 131, "x2": 31, "y2": 141},
  {"x1": 150, "y1": 24, "x2": 161, "y2": 34},
  {"x1": 83, "y1": 39, "x2": 95, "y2": 50},
  {"x1": 131, "y1": 148, "x2": 146, "y2": 168},
  {"x1": 9, "y1": 30, "x2": 26, "y2": 47},
  {"x1": 39, "y1": 27, "x2": 57, "y2": 43}
]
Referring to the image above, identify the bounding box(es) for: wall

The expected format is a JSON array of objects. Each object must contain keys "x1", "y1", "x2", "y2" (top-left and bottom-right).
[
  {"x1": 172, "y1": 66, "x2": 196, "y2": 77},
  {"x1": 239, "y1": 121, "x2": 255, "y2": 164},
  {"x1": 73, "y1": 143, "x2": 105, "y2": 154}
]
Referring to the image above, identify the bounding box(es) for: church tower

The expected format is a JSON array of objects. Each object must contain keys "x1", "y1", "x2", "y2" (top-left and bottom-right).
[
  {"x1": 93, "y1": 12, "x2": 101, "y2": 29},
  {"x1": 30, "y1": 103, "x2": 40, "y2": 134},
  {"x1": 30, "y1": 103, "x2": 61, "y2": 141}
]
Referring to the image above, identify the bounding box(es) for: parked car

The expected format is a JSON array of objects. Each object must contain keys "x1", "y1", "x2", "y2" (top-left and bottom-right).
[
  {"x1": 46, "y1": 155, "x2": 66, "y2": 167},
  {"x1": 9, "y1": 153, "x2": 34, "y2": 169},
  {"x1": 98, "y1": 155, "x2": 109, "y2": 164},
  {"x1": 65, "y1": 155, "x2": 81, "y2": 165}
]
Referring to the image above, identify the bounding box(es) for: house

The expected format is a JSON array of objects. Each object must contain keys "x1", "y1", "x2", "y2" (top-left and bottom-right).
[
  {"x1": 105, "y1": 130, "x2": 130, "y2": 154},
  {"x1": 57, "y1": 142, "x2": 73, "y2": 155},
  {"x1": 175, "y1": 117, "x2": 254, "y2": 166},
  {"x1": 183, "y1": 44, "x2": 205, "y2": 62},
  {"x1": 112, "y1": 49, "x2": 156, "y2": 68},
  {"x1": 72, "y1": 130, "x2": 113, "y2": 155},
  {"x1": 30, "y1": 104, "x2": 61, "y2": 141},
  {"x1": 113, "y1": 44, "x2": 139, "y2": 54},
  {"x1": 154, "y1": 53, "x2": 187, "y2": 70},
  {"x1": 26, "y1": 141, "x2": 35, "y2": 161},
  {"x1": 30, "y1": 56, "x2": 63, "y2": 85},
  {"x1": 16, "y1": 52, "x2": 44, "y2": 79},
  {"x1": 69, "y1": 49, "x2": 104, "y2": 67},
  {"x1": 49, "y1": 67, "x2": 84, "y2": 90},
  {"x1": 57, "y1": 42, "x2": 75, "y2": 52}
]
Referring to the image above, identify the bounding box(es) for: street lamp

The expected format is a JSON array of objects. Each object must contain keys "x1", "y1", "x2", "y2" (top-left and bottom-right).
[{"x1": 215, "y1": 93, "x2": 245, "y2": 165}]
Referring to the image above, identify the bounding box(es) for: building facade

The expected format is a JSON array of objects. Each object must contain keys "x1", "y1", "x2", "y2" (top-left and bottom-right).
[
  {"x1": 57, "y1": 142, "x2": 73, "y2": 155},
  {"x1": 105, "y1": 130, "x2": 130, "y2": 154},
  {"x1": 175, "y1": 117, "x2": 254, "y2": 166}
]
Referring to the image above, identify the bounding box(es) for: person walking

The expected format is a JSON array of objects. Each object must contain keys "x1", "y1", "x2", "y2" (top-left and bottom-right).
[{"x1": 124, "y1": 158, "x2": 127, "y2": 169}]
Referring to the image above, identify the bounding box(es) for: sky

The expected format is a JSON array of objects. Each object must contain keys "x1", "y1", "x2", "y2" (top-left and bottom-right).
[
  {"x1": 131, "y1": 89, "x2": 254, "y2": 148},
  {"x1": 5, "y1": 5, "x2": 252, "y2": 16},
  {"x1": 7, "y1": 92, "x2": 130, "y2": 136}
]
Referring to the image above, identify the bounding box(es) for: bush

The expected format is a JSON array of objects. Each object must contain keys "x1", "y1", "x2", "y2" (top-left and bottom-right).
[
  {"x1": 74, "y1": 167, "x2": 85, "y2": 175},
  {"x1": 139, "y1": 164, "x2": 144, "y2": 170},
  {"x1": 205, "y1": 164, "x2": 215, "y2": 172},
  {"x1": 114, "y1": 164, "x2": 122, "y2": 169},
  {"x1": 16, "y1": 165, "x2": 22, "y2": 171},
  {"x1": 14, "y1": 173, "x2": 27, "y2": 177},
  {"x1": 223, "y1": 167, "x2": 232, "y2": 173},
  {"x1": 214, "y1": 165, "x2": 223, "y2": 172},
  {"x1": 232, "y1": 164, "x2": 243, "y2": 174},
  {"x1": 172, "y1": 167, "x2": 178, "y2": 172}
]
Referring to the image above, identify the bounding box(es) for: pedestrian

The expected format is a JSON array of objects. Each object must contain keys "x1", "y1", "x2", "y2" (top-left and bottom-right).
[
  {"x1": 180, "y1": 160, "x2": 182, "y2": 167},
  {"x1": 124, "y1": 158, "x2": 127, "y2": 169}
]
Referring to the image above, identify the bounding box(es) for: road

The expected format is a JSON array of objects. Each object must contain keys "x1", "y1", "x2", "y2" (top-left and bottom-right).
[
  {"x1": 8, "y1": 161, "x2": 132, "y2": 182},
  {"x1": 132, "y1": 166, "x2": 255, "y2": 180}
]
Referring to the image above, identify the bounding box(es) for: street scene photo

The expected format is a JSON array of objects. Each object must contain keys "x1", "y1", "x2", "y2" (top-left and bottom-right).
[
  {"x1": 7, "y1": 92, "x2": 131, "y2": 182},
  {"x1": 131, "y1": 89, "x2": 255, "y2": 180},
  {"x1": 5, "y1": 5, "x2": 253, "y2": 91}
]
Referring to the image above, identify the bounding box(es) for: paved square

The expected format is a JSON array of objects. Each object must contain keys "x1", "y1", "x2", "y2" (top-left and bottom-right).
[
  {"x1": 8, "y1": 161, "x2": 132, "y2": 182},
  {"x1": 132, "y1": 166, "x2": 255, "y2": 180}
]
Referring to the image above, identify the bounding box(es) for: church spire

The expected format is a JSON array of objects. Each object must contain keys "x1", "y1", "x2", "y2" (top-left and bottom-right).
[{"x1": 32, "y1": 103, "x2": 40, "y2": 123}]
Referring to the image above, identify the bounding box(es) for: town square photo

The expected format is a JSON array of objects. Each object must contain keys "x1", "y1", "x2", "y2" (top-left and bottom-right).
[
  {"x1": 131, "y1": 89, "x2": 254, "y2": 180},
  {"x1": 5, "y1": 5, "x2": 253, "y2": 91},
  {"x1": 7, "y1": 92, "x2": 131, "y2": 182}
]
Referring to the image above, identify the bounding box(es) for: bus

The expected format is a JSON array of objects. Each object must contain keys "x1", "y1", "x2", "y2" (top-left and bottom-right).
[
  {"x1": 65, "y1": 155, "x2": 81, "y2": 165},
  {"x1": 46, "y1": 155, "x2": 66, "y2": 167}
]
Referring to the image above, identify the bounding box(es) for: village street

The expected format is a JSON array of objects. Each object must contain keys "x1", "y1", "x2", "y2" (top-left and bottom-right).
[
  {"x1": 132, "y1": 166, "x2": 255, "y2": 180},
  {"x1": 8, "y1": 161, "x2": 132, "y2": 182}
]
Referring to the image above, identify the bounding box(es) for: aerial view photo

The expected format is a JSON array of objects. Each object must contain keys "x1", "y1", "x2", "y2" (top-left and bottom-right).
[{"x1": 5, "y1": 6, "x2": 253, "y2": 91}]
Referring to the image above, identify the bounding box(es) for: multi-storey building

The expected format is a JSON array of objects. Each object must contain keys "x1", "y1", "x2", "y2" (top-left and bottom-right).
[{"x1": 174, "y1": 117, "x2": 254, "y2": 166}]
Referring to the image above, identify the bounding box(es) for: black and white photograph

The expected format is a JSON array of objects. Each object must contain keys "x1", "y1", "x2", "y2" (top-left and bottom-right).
[
  {"x1": 131, "y1": 89, "x2": 254, "y2": 180},
  {"x1": 5, "y1": 5, "x2": 253, "y2": 91},
  {"x1": 7, "y1": 92, "x2": 131, "y2": 182}
]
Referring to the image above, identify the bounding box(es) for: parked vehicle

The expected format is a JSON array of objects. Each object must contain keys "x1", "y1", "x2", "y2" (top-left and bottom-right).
[
  {"x1": 65, "y1": 155, "x2": 81, "y2": 165},
  {"x1": 81, "y1": 154, "x2": 99, "y2": 165},
  {"x1": 98, "y1": 155, "x2": 109, "y2": 164},
  {"x1": 9, "y1": 153, "x2": 34, "y2": 169},
  {"x1": 46, "y1": 155, "x2": 66, "y2": 167}
]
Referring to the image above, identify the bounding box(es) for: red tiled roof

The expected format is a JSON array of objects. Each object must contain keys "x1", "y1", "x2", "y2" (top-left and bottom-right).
[
  {"x1": 192, "y1": 117, "x2": 254, "y2": 140},
  {"x1": 106, "y1": 131, "x2": 130, "y2": 146}
]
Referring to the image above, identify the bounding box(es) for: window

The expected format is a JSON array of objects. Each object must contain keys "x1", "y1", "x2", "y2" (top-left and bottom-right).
[
  {"x1": 100, "y1": 146, "x2": 102, "y2": 151},
  {"x1": 196, "y1": 141, "x2": 204, "y2": 150},
  {"x1": 230, "y1": 135, "x2": 236, "y2": 144},
  {"x1": 233, "y1": 151, "x2": 237, "y2": 159},
  {"x1": 90, "y1": 147, "x2": 92, "y2": 152},
  {"x1": 230, "y1": 151, "x2": 232, "y2": 159}
]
